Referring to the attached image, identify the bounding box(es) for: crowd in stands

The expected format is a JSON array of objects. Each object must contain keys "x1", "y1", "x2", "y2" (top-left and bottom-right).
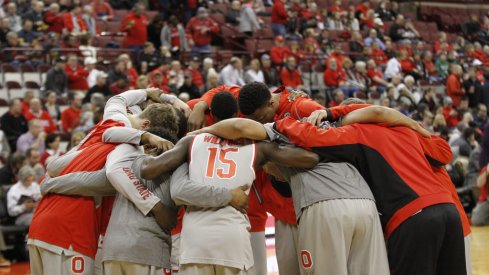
[{"x1": 0, "y1": 0, "x2": 489, "y2": 263}]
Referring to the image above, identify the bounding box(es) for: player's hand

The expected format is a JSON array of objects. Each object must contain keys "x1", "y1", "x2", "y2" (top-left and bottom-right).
[
  {"x1": 306, "y1": 110, "x2": 328, "y2": 127},
  {"x1": 146, "y1": 87, "x2": 163, "y2": 103},
  {"x1": 412, "y1": 123, "x2": 432, "y2": 138},
  {"x1": 151, "y1": 202, "x2": 177, "y2": 232},
  {"x1": 24, "y1": 201, "x2": 36, "y2": 210},
  {"x1": 187, "y1": 102, "x2": 207, "y2": 131},
  {"x1": 141, "y1": 132, "x2": 174, "y2": 153},
  {"x1": 173, "y1": 98, "x2": 191, "y2": 118},
  {"x1": 230, "y1": 184, "x2": 250, "y2": 214}
]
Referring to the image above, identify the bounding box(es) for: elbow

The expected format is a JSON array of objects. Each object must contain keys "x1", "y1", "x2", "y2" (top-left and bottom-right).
[{"x1": 300, "y1": 152, "x2": 320, "y2": 169}]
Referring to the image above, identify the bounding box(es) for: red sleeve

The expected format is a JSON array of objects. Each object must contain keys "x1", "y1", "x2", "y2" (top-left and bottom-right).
[
  {"x1": 294, "y1": 70, "x2": 302, "y2": 86},
  {"x1": 43, "y1": 112, "x2": 57, "y2": 133},
  {"x1": 279, "y1": 69, "x2": 289, "y2": 86},
  {"x1": 64, "y1": 66, "x2": 79, "y2": 81},
  {"x1": 185, "y1": 18, "x2": 195, "y2": 34},
  {"x1": 199, "y1": 85, "x2": 233, "y2": 107},
  {"x1": 121, "y1": 14, "x2": 132, "y2": 32},
  {"x1": 61, "y1": 109, "x2": 70, "y2": 132},
  {"x1": 324, "y1": 69, "x2": 338, "y2": 87},
  {"x1": 208, "y1": 19, "x2": 220, "y2": 33},
  {"x1": 328, "y1": 104, "x2": 372, "y2": 120},
  {"x1": 78, "y1": 67, "x2": 90, "y2": 78},
  {"x1": 78, "y1": 16, "x2": 87, "y2": 31},
  {"x1": 63, "y1": 13, "x2": 73, "y2": 31},
  {"x1": 277, "y1": 3, "x2": 288, "y2": 18},
  {"x1": 418, "y1": 135, "x2": 453, "y2": 166},
  {"x1": 274, "y1": 117, "x2": 361, "y2": 148},
  {"x1": 295, "y1": 98, "x2": 326, "y2": 118},
  {"x1": 270, "y1": 48, "x2": 283, "y2": 64}
]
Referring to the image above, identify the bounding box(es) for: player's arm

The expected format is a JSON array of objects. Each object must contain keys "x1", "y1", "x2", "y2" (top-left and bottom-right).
[
  {"x1": 46, "y1": 149, "x2": 83, "y2": 177},
  {"x1": 140, "y1": 136, "x2": 194, "y2": 180},
  {"x1": 418, "y1": 134, "x2": 453, "y2": 166},
  {"x1": 256, "y1": 142, "x2": 319, "y2": 169},
  {"x1": 170, "y1": 163, "x2": 249, "y2": 212},
  {"x1": 306, "y1": 104, "x2": 372, "y2": 126},
  {"x1": 188, "y1": 118, "x2": 268, "y2": 141},
  {"x1": 340, "y1": 106, "x2": 431, "y2": 137},
  {"x1": 40, "y1": 170, "x2": 115, "y2": 196},
  {"x1": 103, "y1": 88, "x2": 162, "y2": 125},
  {"x1": 102, "y1": 127, "x2": 174, "y2": 153}
]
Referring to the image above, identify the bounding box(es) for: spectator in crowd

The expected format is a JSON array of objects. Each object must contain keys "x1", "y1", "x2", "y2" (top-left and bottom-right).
[
  {"x1": 82, "y1": 5, "x2": 98, "y2": 36},
  {"x1": 146, "y1": 15, "x2": 164, "y2": 50},
  {"x1": 349, "y1": 31, "x2": 364, "y2": 54},
  {"x1": 435, "y1": 32, "x2": 453, "y2": 54},
  {"x1": 326, "y1": 44, "x2": 346, "y2": 69},
  {"x1": 91, "y1": 0, "x2": 114, "y2": 21},
  {"x1": 447, "y1": 64, "x2": 464, "y2": 107},
  {"x1": 245, "y1": 58, "x2": 265, "y2": 84},
  {"x1": 453, "y1": 127, "x2": 478, "y2": 158},
  {"x1": 44, "y1": 91, "x2": 61, "y2": 122},
  {"x1": 0, "y1": 17, "x2": 10, "y2": 44},
  {"x1": 118, "y1": 53, "x2": 139, "y2": 88},
  {"x1": 24, "y1": 98, "x2": 57, "y2": 134},
  {"x1": 138, "y1": 42, "x2": 160, "y2": 73},
  {"x1": 121, "y1": 2, "x2": 148, "y2": 50},
  {"x1": 23, "y1": 1, "x2": 46, "y2": 32},
  {"x1": 376, "y1": 1, "x2": 395, "y2": 22},
  {"x1": 1, "y1": 99, "x2": 28, "y2": 152},
  {"x1": 436, "y1": 53, "x2": 450, "y2": 78},
  {"x1": 44, "y1": 57, "x2": 68, "y2": 96},
  {"x1": 0, "y1": 129, "x2": 11, "y2": 164},
  {"x1": 61, "y1": 92, "x2": 84, "y2": 133},
  {"x1": 261, "y1": 54, "x2": 280, "y2": 87},
  {"x1": 442, "y1": 96, "x2": 460, "y2": 129},
  {"x1": 240, "y1": 0, "x2": 261, "y2": 36},
  {"x1": 44, "y1": 3, "x2": 64, "y2": 33},
  {"x1": 367, "y1": 59, "x2": 389, "y2": 89},
  {"x1": 109, "y1": 76, "x2": 130, "y2": 95},
  {"x1": 271, "y1": 0, "x2": 288, "y2": 36},
  {"x1": 136, "y1": 75, "x2": 149, "y2": 89},
  {"x1": 186, "y1": 7, "x2": 220, "y2": 56},
  {"x1": 24, "y1": 147, "x2": 45, "y2": 181},
  {"x1": 201, "y1": 57, "x2": 216, "y2": 84},
  {"x1": 150, "y1": 71, "x2": 170, "y2": 93},
  {"x1": 17, "y1": 19, "x2": 38, "y2": 46},
  {"x1": 85, "y1": 72, "x2": 110, "y2": 102},
  {"x1": 16, "y1": 119, "x2": 45, "y2": 154},
  {"x1": 202, "y1": 70, "x2": 220, "y2": 93},
  {"x1": 285, "y1": 37, "x2": 305, "y2": 63},
  {"x1": 270, "y1": 35, "x2": 288, "y2": 66},
  {"x1": 79, "y1": 34, "x2": 97, "y2": 60},
  {"x1": 280, "y1": 56, "x2": 303, "y2": 89},
  {"x1": 2, "y1": 32, "x2": 24, "y2": 63},
  {"x1": 179, "y1": 72, "x2": 201, "y2": 101},
  {"x1": 384, "y1": 51, "x2": 402, "y2": 80},
  {"x1": 465, "y1": 14, "x2": 481, "y2": 42},
  {"x1": 474, "y1": 103, "x2": 488, "y2": 129},
  {"x1": 168, "y1": 60, "x2": 185, "y2": 91},
  {"x1": 0, "y1": 152, "x2": 26, "y2": 186},
  {"x1": 7, "y1": 166, "x2": 41, "y2": 226},
  {"x1": 84, "y1": 57, "x2": 101, "y2": 88},
  {"x1": 108, "y1": 59, "x2": 128, "y2": 85},
  {"x1": 364, "y1": 29, "x2": 385, "y2": 50},
  {"x1": 220, "y1": 57, "x2": 245, "y2": 86},
  {"x1": 389, "y1": 15, "x2": 408, "y2": 42},
  {"x1": 63, "y1": 5, "x2": 87, "y2": 35},
  {"x1": 39, "y1": 134, "x2": 63, "y2": 167},
  {"x1": 186, "y1": 57, "x2": 204, "y2": 89},
  {"x1": 418, "y1": 87, "x2": 437, "y2": 112},
  {"x1": 464, "y1": 67, "x2": 483, "y2": 108},
  {"x1": 64, "y1": 54, "x2": 89, "y2": 92},
  {"x1": 21, "y1": 91, "x2": 34, "y2": 114},
  {"x1": 326, "y1": 12, "x2": 344, "y2": 31},
  {"x1": 328, "y1": 89, "x2": 345, "y2": 107},
  {"x1": 6, "y1": 3, "x2": 22, "y2": 32},
  {"x1": 323, "y1": 58, "x2": 345, "y2": 89},
  {"x1": 226, "y1": 1, "x2": 241, "y2": 26},
  {"x1": 161, "y1": 15, "x2": 189, "y2": 54}
]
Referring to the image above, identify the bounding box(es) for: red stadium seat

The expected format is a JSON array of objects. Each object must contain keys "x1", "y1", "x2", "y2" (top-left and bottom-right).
[
  {"x1": 114, "y1": 9, "x2": 129, "y2": 21},
  {"x1": 256, "y1": 39, "x2": 273, "y2": 53}
]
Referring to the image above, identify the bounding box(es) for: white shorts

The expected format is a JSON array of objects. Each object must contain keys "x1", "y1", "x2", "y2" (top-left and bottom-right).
[{"x1": 29, "y1": 244, "x2": 94, "y2": 275}]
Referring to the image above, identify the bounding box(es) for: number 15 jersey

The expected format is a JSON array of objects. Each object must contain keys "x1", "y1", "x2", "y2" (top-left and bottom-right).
[{"x1": 180, "y1": 134, "x2": 256, "y2": 270}]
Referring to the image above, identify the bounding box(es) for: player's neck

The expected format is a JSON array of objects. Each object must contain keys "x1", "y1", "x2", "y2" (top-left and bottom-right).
[{"x1": 128, "y1": 115, "x2": 140, "y2": 129}]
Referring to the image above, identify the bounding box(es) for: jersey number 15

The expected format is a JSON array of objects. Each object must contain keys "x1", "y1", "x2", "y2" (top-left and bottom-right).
[{"x1": 206, "y1": 148, "x2": 238, "y2": 179}]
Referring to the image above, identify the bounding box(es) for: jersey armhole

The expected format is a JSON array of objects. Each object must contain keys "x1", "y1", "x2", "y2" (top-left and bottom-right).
[
  {"x1": 188, "y1": 135, "x2": 197, "y2": 167},
  {"x1": 251, "y1": 142, "x2": 257, "y2": 181}
]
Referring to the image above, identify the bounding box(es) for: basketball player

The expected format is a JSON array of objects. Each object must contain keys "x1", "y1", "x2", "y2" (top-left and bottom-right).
[
  {"x1": 28, "y1": 88, "x2": 178, "y2": 275},
  {"x1": 195, "y1": 107, "x2": 465, "y2": 275},
  {"x1": 135, "y1": 130, "x2": 319, "y2": 275}
]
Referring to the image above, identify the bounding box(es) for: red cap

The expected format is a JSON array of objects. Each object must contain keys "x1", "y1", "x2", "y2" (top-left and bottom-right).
[{"x1": 275, "y1": 35, "x2": 284, "y2": 42}]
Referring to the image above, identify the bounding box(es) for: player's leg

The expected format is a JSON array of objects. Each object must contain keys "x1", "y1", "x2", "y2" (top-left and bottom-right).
[
  {"x1": 28, "y1": 245, "x2": 45, "y2": 275},
  {"x1": 215, "y1": 265, "x2": 253, "y2": 275},
  {"x1": 104, "y1": 260, "x2": 165, "y2": 275},
  {"x1": 171, "y1": 233, "x2": 181, "y2": 273},
  {"x1": 29, "y1": 245, "x2": 67, "y2": 275},
  {"x1": 436, "y1": 204, "x2": 467, "y2": 275},
  {"x1": 275, "y1": 220, "x2": 300, "y2": 275},
  {"x1": 249, "y1": 231, "x2": 267, "y2": 275},
  {"x1": 464, "y1": 235, "x2": 472, "y2": 275},
  {"x1": 94, "y1": 236, "x2": 104, "y2": 275},
  {"x1": 179, "y1": 263, "x2": 214, "y2": 275},
  {"x1": 102, "y1": 260, "x2": 124, "y2": 275},
  {"x1": 297, "y1": 200, "x2": 352, "y2": 275},
  {"x1": 387, "y1": 203, "x2": 464, "y2": 275},
  {"x1": 346, "y1": 199, "x2": 390, "y2": 275},
  {"x1": 62, "y1": 253, "x2": 94, "y2": 275}
]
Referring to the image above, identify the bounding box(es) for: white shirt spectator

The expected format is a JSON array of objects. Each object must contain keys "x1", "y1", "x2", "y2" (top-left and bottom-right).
[
  {"x1": 7, "y1": 166, "x2": 41, "y2": 226},
  {"x1": 384, "y1": 57, "x2": 401, "y2": 80},
  {"x1": 220, "y1": 64, "x2": 245, "y2": 86},
  {"x1": 244, "y1": 69, "x2": 264, "y2": 83}
]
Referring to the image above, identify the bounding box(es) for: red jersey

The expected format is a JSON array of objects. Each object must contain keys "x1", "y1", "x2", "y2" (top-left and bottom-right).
[
  {"x1": 28, "y1": 120, "x2": 125, "y2": 259},
  {"x1": 271, "y1": 0, "x2": 288, "y2": 24},
  {"x1": 185, "y1": 17, "x2": 219, "y2": 47},
  {"x1": 121, "y1": 12, "x2": 148, "y2": 47},
  {"x1": 371, "y1": 49, "x2": 388, "y2": 65},
  {"x1": 64, "y1": 64, "x2": 89, "y2": 90},
  {"x1": 24, "y1": 110, "x2": 57, "y2": 133},
  {"x1": 274, "y1": 118, "x2": 455, "y2": 238}
]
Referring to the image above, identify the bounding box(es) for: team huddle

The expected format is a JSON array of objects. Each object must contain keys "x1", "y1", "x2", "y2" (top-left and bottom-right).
[{"x1": 27, "y1": 82, "x2": 470, "y2": 275}]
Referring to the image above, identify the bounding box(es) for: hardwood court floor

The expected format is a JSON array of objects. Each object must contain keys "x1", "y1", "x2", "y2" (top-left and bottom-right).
[{"x1": 1, "y1": 226, "x2": 488, "y2": 275}]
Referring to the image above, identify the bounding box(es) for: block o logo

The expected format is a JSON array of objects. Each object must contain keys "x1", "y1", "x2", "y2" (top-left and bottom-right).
[
  {"x1": 71, "y1": 256, "x2": 85, "y2": 274},
  {"x1": 301, "y1": 250, "x2": 313, "y2": 269}
]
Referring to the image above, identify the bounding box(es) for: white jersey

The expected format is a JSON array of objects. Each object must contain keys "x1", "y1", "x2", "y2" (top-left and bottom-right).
[{"x1": 180, "y1": 134, "x2": 256, "y2": 270}]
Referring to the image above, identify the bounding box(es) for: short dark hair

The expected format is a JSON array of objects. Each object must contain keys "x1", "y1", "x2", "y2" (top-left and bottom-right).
[
  {"x1": 211, "y1": 92, "x2": 238, "y2": 121},
  {"x1": 9, "y1": 152, "x2": 26, "y2": 168},
  {"x1": 147, "y1": 127, "x2": 178, "y2": 144},
  {"x1": 45, "y1": 133, "x2": 59, "y2": 148},
  {"x1": 238, "y1": 82, "x2": 270, "y2": 115},
  {"x1": 176, "y1": 109, "x2": 187, "y2": 139}
]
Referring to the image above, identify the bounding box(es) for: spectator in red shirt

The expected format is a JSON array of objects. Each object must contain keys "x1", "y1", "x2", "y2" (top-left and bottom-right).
[
  {"x1": 63, "y1": 5, "x2": 87, "y2": 34},
  {"x1": 270, "y1": 35, "x2": 289, "y2": 66},
  {"x1": 61, "y1": 92, "x2": 84, "y2": 133},
  {"x1": 39, "y1": 133, "x2": 62, "y2": 167},
  {"x1": 109, "y1": 77, "x2": 130, "y2": 95},
  {"x1": 326, "y1": 44, "x2": 346, "y2": 69},
  {"x1": 186, "y1": 56, "x2": 204, "y2": 89},
  {"x1": 442, "y1": 96, "x2": 460, "y2": 128},
  {"x1": 446, "y1": 64, "x2": 464, "y2": 107},
  {"x1": 434, "y1": 32, "x2": 453, "y2": 54},
  {"x1": 422, "y1": 51, "x2": 439, "y2": 80},
  {"x1": 21, "y1": 91, "x2": 34, "y2": 114},
  {"x1": 328, "y1": 89, "x2": 345, "y2": 107},
  {"x1": 367, "y1": 59, "x2": 389, "y2": 89},
  {"x1": 64, "y1": 54, "x2": 89, "y2": 92},
  {"x1": 44, "y1": 3, "x2": 64, "y2": 33},
  {"x1": 330, "y1": 0, "x2": 347, "y2": 17},
  {"x1": 91, "y1": 0, "x2": 114, "y2": 21},
  {"x1": 370, "y1": 42, "x2": 388, "y2": 65},
  {"x1": 323, "y1": 58, "x2": 346, "y2": 88},
  {"x1": 186, "y1": 7, "x2": 220, "y2": 56},
  {"x1": 118, "y1": 54, "x2": 139, "y2": 89},
  {"x1": 121, "y1": 3, "x2": 148, "y2": 51},
  {"x1": 24, "y1": 98, "x2": 57, "y2": 134},
  {"x1": 284, "y1": 37, "x2": 305, "y2": 63},
  {"x1": 280, "y1": 57, "x2": 303, "y2": 89},
  {"x1": 149, "y1": 71, "x2": 170, "y2": 93},
  {"x1": 271, "y1": 0, "x2": 288, "y2": 36},
  {"x1": 356, "y1": 0, "x2": 370, "y2": 21}
]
